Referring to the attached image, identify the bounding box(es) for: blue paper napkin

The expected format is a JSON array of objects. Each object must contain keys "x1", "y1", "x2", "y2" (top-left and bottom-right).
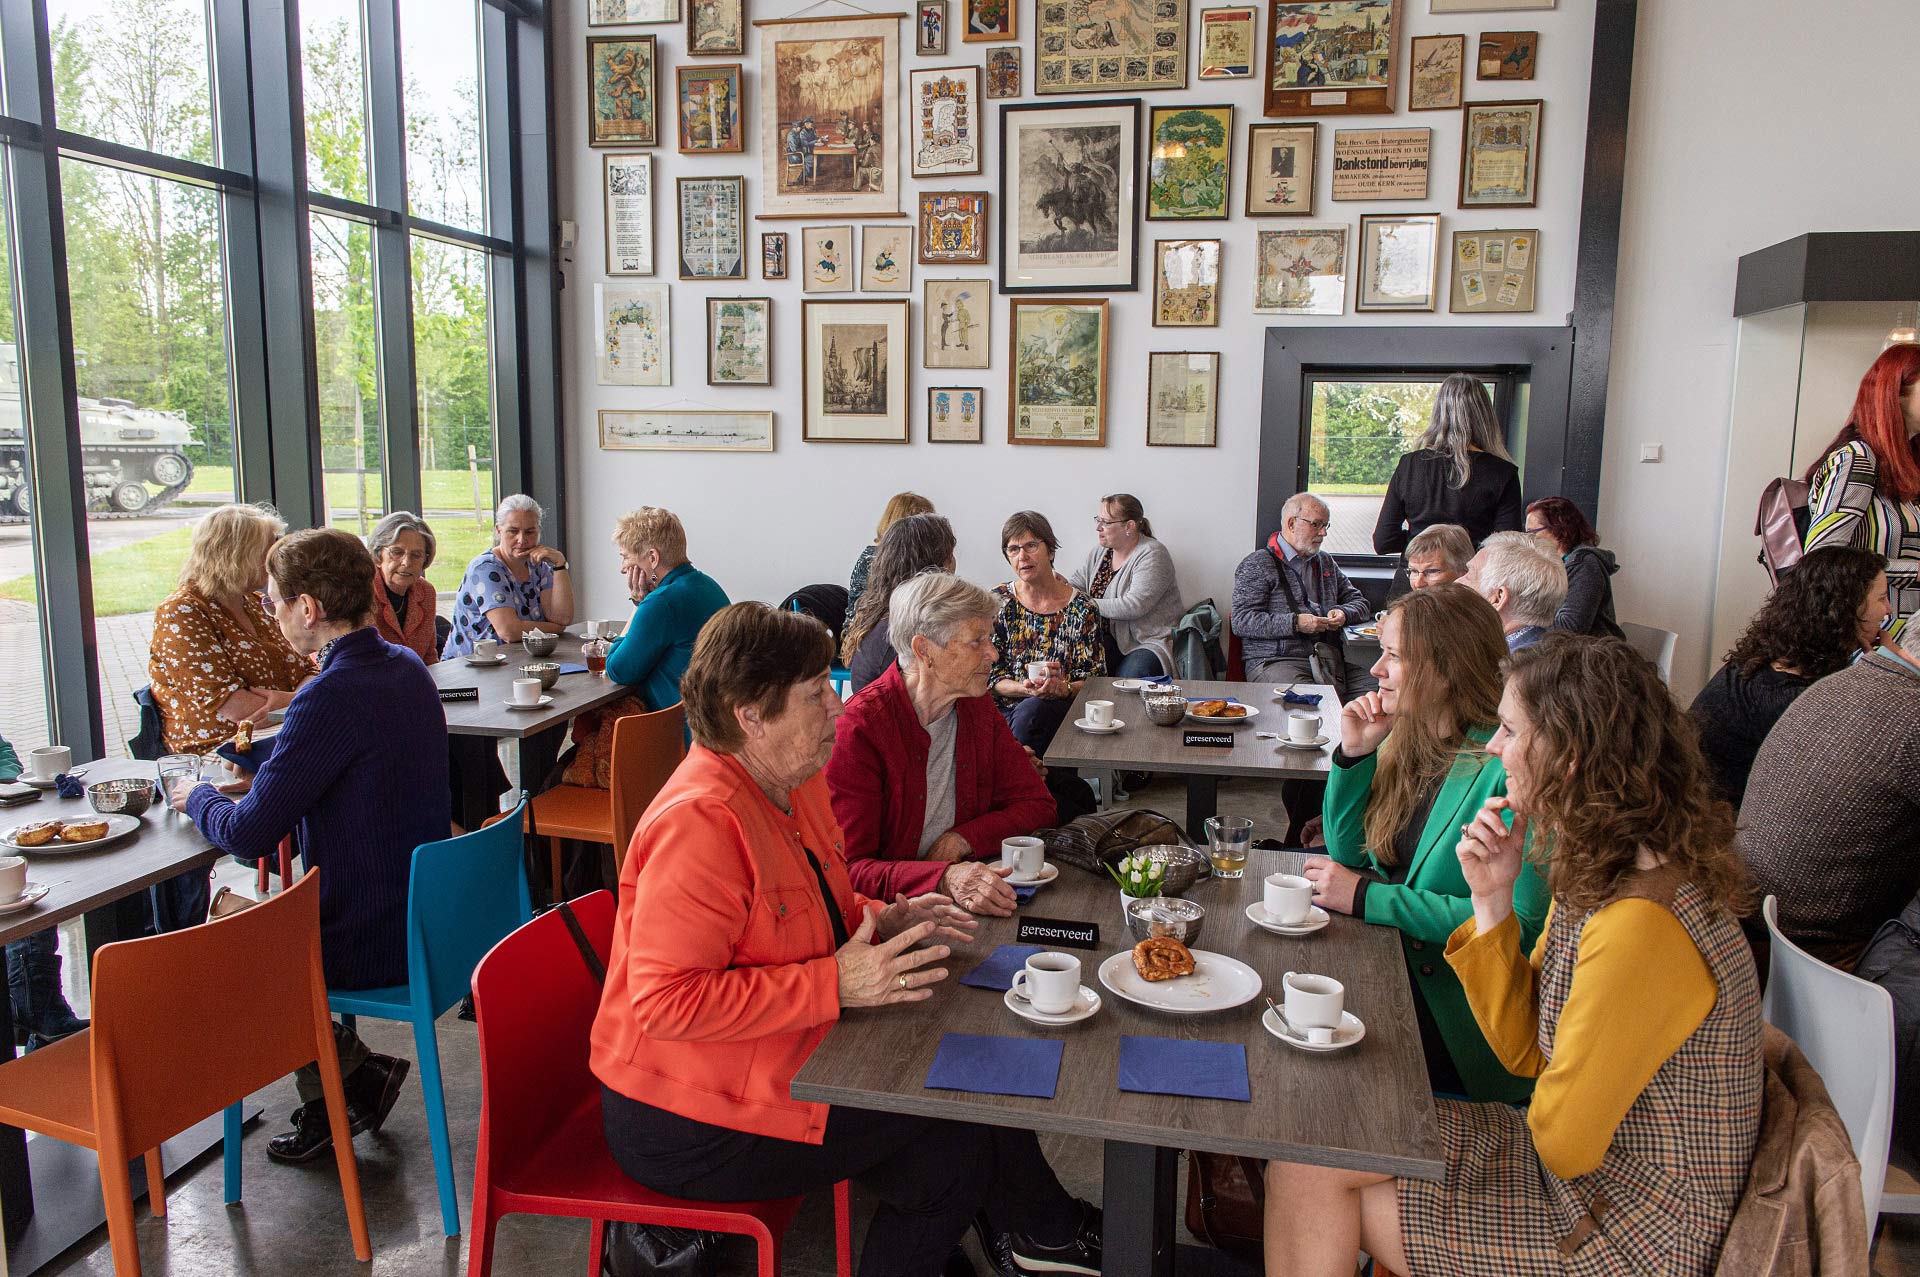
[
  {"x1": 925, "y1": 1032, "x2": 1064, "y2": 1099},
  {"x1": 1117, "y1": 1034, "x2": 1252, "y2": 1102},
  {"x1": 1013, "y1": 883, "x2": 1040, "y2": 904},
  {"x1": 1281, "y1": 690, "x2": 1324, "y2": 707},
  {"x1": 215, "y1": 734, "x2": 278, "y2": 774},
  {"x1": 52, "y1": 772, "x2": 86, "y2": 799},
  {"x1": 959, "y1": 943, "x2": 1043, "y2": 991},
  {"x1": 556, "y1": 662, "x2": 589, "y2": 675},
  {"x1": 1140, "y1": 673, "x2": 1172, "y2": 685}
]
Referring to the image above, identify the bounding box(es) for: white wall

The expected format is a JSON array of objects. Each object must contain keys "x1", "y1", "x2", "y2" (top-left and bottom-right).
[{"x1": 555, "y1": 1, "x2": 1594, "y2": 625}]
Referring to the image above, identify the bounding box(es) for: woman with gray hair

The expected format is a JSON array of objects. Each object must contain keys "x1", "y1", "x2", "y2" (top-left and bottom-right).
[
  {"x1": 827, "y1": 572, "x2": 1054, "y2": 913},
  {"x1": 1373, "y1": 374, "x2": 1524, "y2": 592},
  {"x1": 442, "y1": 493, "x2": 576, "y2": 658},
  {"x1": 367, "y1": 510, "x2": 441, "y2": 663}
]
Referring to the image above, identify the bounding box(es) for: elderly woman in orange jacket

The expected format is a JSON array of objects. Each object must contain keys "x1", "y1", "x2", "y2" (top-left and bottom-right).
[
  {"x1": 367, "y1": 511, "x2": 441, "y2": 663},
  {"x1": 590, "y1": 603, "x2": 1102, "y2": 1277}
]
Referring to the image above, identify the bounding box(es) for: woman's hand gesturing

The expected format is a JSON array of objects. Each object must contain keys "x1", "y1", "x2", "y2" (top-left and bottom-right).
[
  {"x1": 835, "y1": 909, "x2": 952, "y2": 1008},
  {"x1": 1339, "y1": 691, "x2": 1394, "y2": 757},
  {"x1": 1455, "y1": 797, "x2": 1528, "y2": 935}
]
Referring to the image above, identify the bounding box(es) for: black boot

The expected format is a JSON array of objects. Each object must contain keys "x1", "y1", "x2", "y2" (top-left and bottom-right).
[
  {"x1": 268, "y1": 1100, "x2": 345, "y2": 1164},
  {"x1": 6, "y1": 933, "x2": 87, "y2": 1052},
  {"x1": 344, "y1": 1054, "x2": 411, "y2": 1135},
  {"x1": 978, "y1": 1200, "x2": 1103, "y2": 1276}
]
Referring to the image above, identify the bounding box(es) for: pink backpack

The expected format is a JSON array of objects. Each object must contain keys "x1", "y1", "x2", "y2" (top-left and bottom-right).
[{"x1": 1754, "y1": 477, "x2": 1810, "y2": 585}]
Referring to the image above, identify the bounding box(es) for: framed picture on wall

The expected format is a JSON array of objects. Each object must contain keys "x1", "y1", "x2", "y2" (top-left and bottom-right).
[
  {"x1": 1264, "y1": 0, "x2": 1399, "y2": 117},
  {"x1": 756, "y1": 15, "x2": 901, "y2": 219},
  {"x1": 917, "y1": 0, "x2": 948, "y2": 53},
  {"x1": 1007, "y1": 297, "x2": 1109, "y2": 446},
  {"x1": 1431, "y1": 0, "x2": 1552, "y2": 9},
  {"x1": 1000, "y1": 98, "x2": 1140, "y2": 292},
  {"x1": 861, "y1": 224, "x2": 914, "y2": 291},
  {"x1": 918, "y1": 191, "x2": 988, "y2": 265},
  {"x1": 802, "y1": 299, "x2": 912, "y2": 443},
  {"x1": 1035, "y1": 0, "x2": 1186, "y2": 93},
  {"x1": 1253, "y1": 225, "x2": 1347, "y2": 314},
  {"x1": 1197, "y1": 7, "x2": 1258, "y2": 79},
  {"x1": 1153, "y1": 239, "x2": 1221, "y2": 327},
  {"x1": 676, "y1": 65, "x2": 744, "y2": 153},
  {"x1": 1408, "y1": 33, "x2": 1464, "y2": 109},
  {"x1": 1244, "y1": 122, "x2": 1316, "y2": 216},
  {"x1": 962, "y1": 0, "x2": 1014, "y2": 42},
  {"x1": 762, "y1": 232, "x2": 789, "y2": 279},
  {"x1": 1357, "y1": 212, "x2": 1440, "y2": 311},
  {"x1": 588, "y1": 36, "x2": 659, "y2": 148},
  {"x1": 923, "y1": 278, "x2": 990, "y2": 369},
  {"x1": 596, "y1": 282, "x2": 671, "y2": 386},
  {"x1": 1147, "y1": 105, "x2": 1232, "y2": 220},
  {"x1": 676, "y1": 176, "x2": 747, "y2": 279},
  {"x1": 603, "y1": 154, "x2": 655, "y2": 275},
  {"x1": 1476, "y1": 30, "x2": 1537, "y2": 79},
  {"x1": 706, "y1": 296, "x2": 773, "y2": 385},
  {"x1": 592, "y1": 0, "x2": 680, "y2": 25},
  {"x1": 1147, "y1": 351, "x2": 1220, "y2": 446},
  {"x1": 909, "y1": 66, "x2": 984, "y2": 177},
  {"x1": 1459, "y1": 99, "x2": 1542, "y2": 208},
  {"x1": 802, "y1": 225, "x2": 854, "y2": 292},
  {"x1": 986, "y1": 47, "x2": 1022, "y2": 98},
  {"x1": 1330, "y1": 127, "x2": 1430, "y2": 200},
  {"x1": 1449, "y1": 228, "x2": 1536, "y2": 312},
  {"x1": 687, "y1": 0, "x2": 746, "y2": 54},
  {"x1": 928, "y1": 387, "x2": 984, "y2": 442},
  {"x1": 599, "y1": 410, "x2": 773, "y2": 452}
]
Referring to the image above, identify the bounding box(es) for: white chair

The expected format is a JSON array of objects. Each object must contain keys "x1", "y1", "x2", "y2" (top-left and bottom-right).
[
  {"x1": 1620, "y1": 621, "x2": 1678, "y2": 684},
  {"x1": 1761, "y1": 895, "x2": 1895, "y2": 1229}
]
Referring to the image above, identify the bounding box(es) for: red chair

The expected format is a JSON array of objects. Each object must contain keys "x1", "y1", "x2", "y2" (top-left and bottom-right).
[{"x1": 467, "y1": 890, "x2": 852, "y2": 1277}]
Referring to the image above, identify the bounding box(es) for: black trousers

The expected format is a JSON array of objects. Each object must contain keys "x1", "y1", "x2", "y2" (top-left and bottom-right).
[{"x1": 602, "y1": 1087, "x2": 1078, "y2": 1277}]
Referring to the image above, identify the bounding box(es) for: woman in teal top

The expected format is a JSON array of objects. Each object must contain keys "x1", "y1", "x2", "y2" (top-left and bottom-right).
[
  {"x1": 605, "y1": 507, "x2": 730, "y2": 712},
  {"x1": 1303, "y1": 584, "x2": 1550, "y2": 1103}
]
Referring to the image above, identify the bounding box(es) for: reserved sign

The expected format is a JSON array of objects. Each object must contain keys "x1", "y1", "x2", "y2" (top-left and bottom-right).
[
  {"x1": 1017, "y1": 916, "x2": 1100, "y2": 950},
  {"x1": 1183, "y1": 729, "x2": 1235, "y2": 748},
  {"x1": 438, "y1": 687, "x2": 480, "y2": 703},
  {"x1": 1331, "y1": 127, "x2": 1431, "y2": 200}
]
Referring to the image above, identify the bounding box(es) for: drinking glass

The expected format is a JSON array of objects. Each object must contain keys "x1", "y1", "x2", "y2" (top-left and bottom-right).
[
  {"x1": 156, "y1": 753, "x2": 199, "y2": 807},
  {"x1": 1205, "y1": 815, "x2": 1253, "y2": 879}
]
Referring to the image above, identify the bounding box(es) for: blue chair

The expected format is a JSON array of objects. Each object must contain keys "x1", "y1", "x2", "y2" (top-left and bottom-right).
[{"x1": 328, "y1": 803, "x2": 533, "y2": 1236}]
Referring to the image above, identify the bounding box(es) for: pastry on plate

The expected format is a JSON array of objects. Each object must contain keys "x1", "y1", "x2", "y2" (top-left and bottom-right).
[
  {"x1": 11, "y1": 820, "x2": 61, "y2": 847},
  {"x1": 58, "y1": 819, "x2": 109, "y2": 843},
  {"x1": 1192, "y1": 700, "x2": 1247, "y2": 719},
  {"x1": 1132, "y1": 936, "x2": 1196, "y2": 982}
]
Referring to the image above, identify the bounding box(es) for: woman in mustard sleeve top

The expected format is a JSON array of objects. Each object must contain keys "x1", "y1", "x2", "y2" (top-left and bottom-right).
[{"x1": 1263, "y1": 634, "x2": 1764, "y2": 1277}]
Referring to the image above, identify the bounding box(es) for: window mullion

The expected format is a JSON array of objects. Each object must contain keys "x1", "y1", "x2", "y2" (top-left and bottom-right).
[{"x1": 365, "y1": 0, "x2": 420, "y2": 516}]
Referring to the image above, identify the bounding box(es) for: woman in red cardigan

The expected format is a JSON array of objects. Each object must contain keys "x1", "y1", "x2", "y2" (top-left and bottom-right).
[
  {"x1": 827, "y1": 572, "x2": 1056, "y2": 916},
  {"x1": 367, "y1": 511, "x2": 441, "y2": 663}
]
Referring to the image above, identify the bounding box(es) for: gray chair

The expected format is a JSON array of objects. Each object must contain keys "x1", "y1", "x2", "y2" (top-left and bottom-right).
[{"x1": 1620, "y1": 621, "x2": 1677, "y2": 684}]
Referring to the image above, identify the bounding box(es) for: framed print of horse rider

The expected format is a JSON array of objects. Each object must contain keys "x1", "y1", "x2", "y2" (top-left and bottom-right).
[
  {"x1": 1263, "y1": 0, "x2": 1398, "y2": 117},
  {"x1": 999, "y1": 98, "x2": 1141, "y2": 293},
  {"x1": 755, "y1": 14, "x2": 902, "y2": 219}
]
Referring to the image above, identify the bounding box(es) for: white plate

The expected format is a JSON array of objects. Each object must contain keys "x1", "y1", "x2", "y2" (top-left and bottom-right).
[
  {"x1": 1004, "y1": 983, "x2": 1102, "y2": 1026},
  {"x1": 503, "y1": 695, "x2": 555, "y2": 710},
  {"x1": 1262, "y1": 1006, "x2": 1366, "y2": 1053},
  {"x1": 1185, "y1": 702, "x2": 1259, "y2": 726},
  {"x1": 1004, "y1": 862, "x2": 1059, "y2": 888},
  {"x1": 1245, "y1": 902, "x2": 1331, "y2": 936},
  {"x1": 466, "y1": 653, "x2": 509, "y2": 666},
  {"x1": 1074, "y1": 717, "x2": 1125, "y2": 734},
  {"x1": 1097, "y1": 949, "x2": 1263, "y2": 1015},
  {"x1": 0, "y1": 813, "x2": 142, "y2": 855},
  {"x1": 1274, "y1": 734, "x2": 1331, "y2": 751},
  {"x1": 1110, "y1": 679, "x2": 1148, "y2": 692},
  {"x1": 0, "y1": 884, "x2": 50, "y2": 915}
]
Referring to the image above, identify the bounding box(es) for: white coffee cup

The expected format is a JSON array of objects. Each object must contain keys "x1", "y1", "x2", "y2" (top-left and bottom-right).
[
  {"x1": 1085, "y1": 699, "x2": 1115, "y2": 727},
  {"x1": 1026, "y1": 660, "x2": 1051, "y2": 684},
  {"x1": 1286, "y1": 710, "x2": 1321, "y2": 744},
  {"x1": 1283, "y1": 971, "x2": 1345, "y2": 1044},
  {"x1": 474, "y1": 639, "x2": 500, "y2": 660},
  {"x1": 0, "y1": 855, "x2": 25, "y2": 901},
  {"x1": 510, "y1": 678, "x2": 542, "y2": 706},
  {"x1": 1010, "y1": 951, "x2": 1081, "y2": 1016},
  {"x1": 26, "y1": 746, "x2": 70, "y2": 780},
  {"x1": 1001, "y1": 835, "x2": 1045, "y2": 878},
  {"x1": 584, "y1": 619, "x2": 603, "y2": 641},
  {"x1": 1264, "y1": 873, "x2": 1314, "y2": 926}
]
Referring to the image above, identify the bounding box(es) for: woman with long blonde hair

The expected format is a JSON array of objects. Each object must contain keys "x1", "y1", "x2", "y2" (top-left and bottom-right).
[
  {"x1": 1302, "y1": 583, "x2": 1548, "y2": 1101},
  {"x1": 1372, "y1": 373, "x2": 1524, "y2": 595}
]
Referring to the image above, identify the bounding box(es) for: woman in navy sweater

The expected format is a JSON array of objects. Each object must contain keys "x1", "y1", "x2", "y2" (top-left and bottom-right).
[{"x1": 171, "y1": 527, "x2": 452, "y2": 1165}]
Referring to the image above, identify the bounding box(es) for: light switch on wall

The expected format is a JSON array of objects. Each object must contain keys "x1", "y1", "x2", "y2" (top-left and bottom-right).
[{"x1": 1640, "y1": 444, "x2": 1663, "y2": 463}]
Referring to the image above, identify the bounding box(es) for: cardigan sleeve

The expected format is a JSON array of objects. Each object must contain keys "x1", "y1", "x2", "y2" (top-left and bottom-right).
[
  {"x1": 1092, "y1": 541, "x2": 1175, "y2": 622},
  {"x1": 825, "y1": 710, "x2": 949, "y2": 899},
  {"x1": 948, "y1": 708, "x2": 1056, "y2": 859},
  {"x1": 1365, "y1": 851, "x2": 1551, "y2": 947},
  {"x1": 1321, "y1": 749, "x2": 1378, "y2": 868},
  {"x1": 1373, "y1": 460, "x2": 1412, "y2": 555},
  {"x1": 1554, "y1": 551, "x2": 1609, "y2": 634},
  {"x1": 1329, "y1": 562, "x2": 1372, "y2": 625},
  {"x1": 186, "y1": 686, "x2": 352, "y2": 862},
  {"x1": 606, "y1": 593, "x2": 670, "y2": 688}
]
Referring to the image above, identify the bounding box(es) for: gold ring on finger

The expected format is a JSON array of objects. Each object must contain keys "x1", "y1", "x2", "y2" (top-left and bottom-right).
[{"x1": 898, "y1": 973, "x2": 909, "y2": 990}]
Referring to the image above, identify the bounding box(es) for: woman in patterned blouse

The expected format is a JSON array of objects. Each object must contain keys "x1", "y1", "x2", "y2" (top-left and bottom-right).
[
  {"x1": 989, "y1": 510, "x2": 1104, "y2": 755},
  {"x1": 443, "y1": 493, "x2": 576, "y2": 658}
]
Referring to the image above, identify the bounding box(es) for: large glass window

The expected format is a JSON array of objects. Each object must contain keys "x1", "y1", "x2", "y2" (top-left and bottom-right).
[
  {"x1": 398, "y1": 0, "x2": 484, "y2": 232},
  {"x1": 300, "y1": 0, "x2": 371, "y2": 202},
  {"x1": 48, "y1": 0, "x2": 216, "y2": 164},
  {"x1": 410, "y1": 233, "x2": 493, "y2": 570},
  {"x1": 311, "y1": 211, "x2": 382, "y2": 531},
  {"x1": 0, "y1": 158, "x2": 55, "y2": 754}
]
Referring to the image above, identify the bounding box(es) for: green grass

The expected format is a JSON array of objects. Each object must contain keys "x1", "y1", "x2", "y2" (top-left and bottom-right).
[
  {"x1": 185, "y1": 465, "x2": 496, "y2": 514},
  {"x1": 1309, "y1": 482, "x2": 1390, "y2": 496}
]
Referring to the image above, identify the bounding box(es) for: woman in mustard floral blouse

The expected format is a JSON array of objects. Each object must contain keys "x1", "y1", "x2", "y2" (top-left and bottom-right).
[{"x1": 990, "y1": 510, "x2": 1105, "y2": 756}]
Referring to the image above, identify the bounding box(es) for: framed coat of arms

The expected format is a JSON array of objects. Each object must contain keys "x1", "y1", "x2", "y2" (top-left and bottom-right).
[{"x1": 918, "y1": 191, "x2": 988, "y2": 265}]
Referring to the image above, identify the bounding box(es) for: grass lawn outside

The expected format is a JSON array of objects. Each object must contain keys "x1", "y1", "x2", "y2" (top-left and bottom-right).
[
  {"x1": 1311, "y1": 482, "x2": 1391, "y2": 496},
  {"x1": 184, "y1": 465, "x2": 496, "y2": 514}
]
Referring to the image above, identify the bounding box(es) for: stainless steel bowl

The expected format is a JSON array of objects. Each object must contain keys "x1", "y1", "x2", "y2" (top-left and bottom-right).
[
  {"x1": 1139, "y1": 843, "x2": 1207, "y2": 895},
  {"x1": 87, "y1": 777, "x2": 154, "y2": 818},
  {"x1": 1142, "y1": 687, "x2": 1187, "y2": 727},
  {"x1": 1125, "y1": 895, "x2": 1206, "y2": 946},
  {"x1": 521, "y1": 632, "x2": 558, "y2": 657},
  {"x1": 519, "y1": 661, "x2": 561, "y2": 691}
]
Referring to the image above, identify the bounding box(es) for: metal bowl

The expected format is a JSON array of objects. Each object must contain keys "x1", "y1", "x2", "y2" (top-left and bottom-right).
[
  {"x1": 1125, "y1": 895, "x2": 1206, "y2": 946},
  {"x1": 87, "y1": 777, "x2": 155, "y2": 818},
  {"x1": 521, "y1": 632, "x2": 558, "y2": 657},
  {"x1": 519, "y1": 661, "x2": 561, "y2": 691},
  {"x1": 1139, "y1": 843, "x2": 1207, "y2": 895},
  {"x1": 1142, "y1": 688, "x2": 1187, "y2": 727}
]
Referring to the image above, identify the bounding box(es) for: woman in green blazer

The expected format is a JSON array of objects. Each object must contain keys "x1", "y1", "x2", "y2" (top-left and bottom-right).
[{"x1": 1303, "y1": 585, "x2": 1550, "y2": 1103}]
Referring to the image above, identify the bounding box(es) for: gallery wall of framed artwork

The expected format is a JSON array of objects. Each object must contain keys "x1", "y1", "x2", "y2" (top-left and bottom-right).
[
  {"x1": 1264, "y1": 0, "x2": 1400, "y2": 117},
  {"x1": 588, "y1": 35, "x2": 660, "y2": 148},
  {"x1": 1007, "y1": 297, "x2": 1110, "y2": 446},
  {"x1": 755, "y1": 14, "x2": 901, "y2": 219},
  {"x1": 603, "y1": 154, "x2": 654, "y2": 275},
  {"x1": 802, "y1": 299, "x2": 912, "y2": 442},
  {"x1": 1000, "y1": 98, "x2": 1141, "y2": 293}
]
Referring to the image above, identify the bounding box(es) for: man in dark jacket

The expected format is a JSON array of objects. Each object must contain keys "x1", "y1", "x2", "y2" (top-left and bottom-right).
[{"x1": 1230, "y1": 492, "x2": 1373, "y2": 701}]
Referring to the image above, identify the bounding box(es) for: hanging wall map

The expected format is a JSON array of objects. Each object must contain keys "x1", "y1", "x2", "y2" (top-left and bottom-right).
[{"x1": 1036, "y1": 0, "x2": 1188, "y2": 94}]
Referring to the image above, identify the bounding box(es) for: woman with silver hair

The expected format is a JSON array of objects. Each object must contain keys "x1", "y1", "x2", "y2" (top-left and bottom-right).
[
  {"x1": 367, "y1": 510, "x2": 442, "y2": 663},
  {"x1": 442, "y1": 493, "x2": 576, "y2": 658},
  {"x1": 1372, "y1": 374, "x2": 1525, "y2": 594}
]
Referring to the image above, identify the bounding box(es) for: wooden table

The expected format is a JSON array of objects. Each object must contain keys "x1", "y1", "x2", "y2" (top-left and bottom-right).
[
  {"x1": 1043, "y1": 678, "x2": 1339, "y2": 841},
  {"x1": 792, "y1": 854, "x2": 1443, "y2": 1276}
]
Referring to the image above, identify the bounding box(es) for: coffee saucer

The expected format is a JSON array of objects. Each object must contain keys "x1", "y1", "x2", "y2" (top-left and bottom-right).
[
  {"x1": 1004, "y1": 863, "x2": 1059, "y2": 888},
  {"x1": 466, "y1": 654, "x2": 509, "y2": 666},
  {"x1": 503, "y1": 696, "x2": 554, "y2": 710},
  {"x1": 1245, "y1": 902, "x2": 1331, "y2": 936},
  {"x1": 1074, "y1": 717, "x2": 1124, "y2": 734},
  {"x1": 1110, "y1": 679, "x2": 1148, "y2": 692},
  {"x1": 1275, "y1": 735, "x2": 1331, "y2": 751},
  {"x1": 16, "y1": 776, "x2": 60, "y2": 790},
  {"x1": 1004, "y1": 984, "x2": 1101, "y2": 1026},
  {"x1": 1262, "y1": 1006, "x2": 1365, "y2": 1053},
  {"x1": 0, "y1": 884, "x2": 50, "y2": 915}
]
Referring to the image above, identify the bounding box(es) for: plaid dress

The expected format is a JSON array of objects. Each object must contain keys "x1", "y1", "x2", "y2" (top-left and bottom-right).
[{"x1": 1398, "y1": 870, "x2": 1763, "y2": 1276}]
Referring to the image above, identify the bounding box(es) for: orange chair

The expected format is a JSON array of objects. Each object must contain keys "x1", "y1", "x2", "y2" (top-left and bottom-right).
[
  {"x1": 0, "y1": 871, "x2": 372, "y2": 1276},
  {"x1": 522, "y1": 703, "x2": 685, "y2": 895}
]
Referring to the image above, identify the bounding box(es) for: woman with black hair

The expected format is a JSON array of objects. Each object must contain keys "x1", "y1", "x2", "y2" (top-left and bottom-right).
[{"x1": 1689, "y1": 545, "x2": 1891, "y2": 806}]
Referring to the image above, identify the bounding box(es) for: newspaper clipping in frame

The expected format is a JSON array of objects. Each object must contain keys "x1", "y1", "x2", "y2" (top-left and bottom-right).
[{"x1": 604, "y1": 154, "x2": 655, "y2": 276}]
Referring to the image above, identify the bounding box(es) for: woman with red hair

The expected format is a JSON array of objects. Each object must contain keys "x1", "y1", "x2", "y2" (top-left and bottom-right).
[
  {"x1": 1524, "y1": 496, "x2": 1623, "y2": 637},
  {"x1": 1804, "y1": 343, "x2": 1920, "y2": 635}
]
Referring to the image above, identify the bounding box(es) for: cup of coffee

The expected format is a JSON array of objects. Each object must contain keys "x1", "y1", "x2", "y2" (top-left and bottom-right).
[
  {"x1": 584, "y1": 619, "x2": 603, "y2": 641},
  {"x1": 25, "y1": 746, "x2": 70, "y2": 781},
  {"x1": 1085, "y1": 699, "x2": 1114, "y2": 727},
  {"x1": 1264, "y1": 873, "x2": 1314, "y2": 925},
  {"x1": 1283, "y1": 971, "x2": 1345, "y2": 1045},
  {"x1": 0, "y1": 855, "x2": 26, "y2": 901},
  {"x1": 1026, "y1": 660, "x2": 1051, "y2": 684},
  {"x1": 510, "y1": 678, "x2": 542, "y2": 706},
  {"x1": 1001, "y1": 835, "x2": 1045, "y2": 879},
  {"x1": 1286, "y1": 711, "x2": 1321, "y2": 744},
  {"x1": 1010, "y1": 952, "x2": 1081, "y2": 1016},
  {"x1": 474, "y1": 639, "x2": 499, "y2": 661}
]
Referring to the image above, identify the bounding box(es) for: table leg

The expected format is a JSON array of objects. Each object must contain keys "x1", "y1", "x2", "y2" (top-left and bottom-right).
[
  {"x1": 1184, "y1": 776, "x2": 1219, "y2": 843},
  {"x1": 1091, "y1": 768, "x2": 1117, "y2": 809},
  {"x1": 0, "y1": 972, "x2": 29, "y2": 1244},
  {"x1": 1102, "y1": 1140, "x2": 1177, "y2": 1277}
]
